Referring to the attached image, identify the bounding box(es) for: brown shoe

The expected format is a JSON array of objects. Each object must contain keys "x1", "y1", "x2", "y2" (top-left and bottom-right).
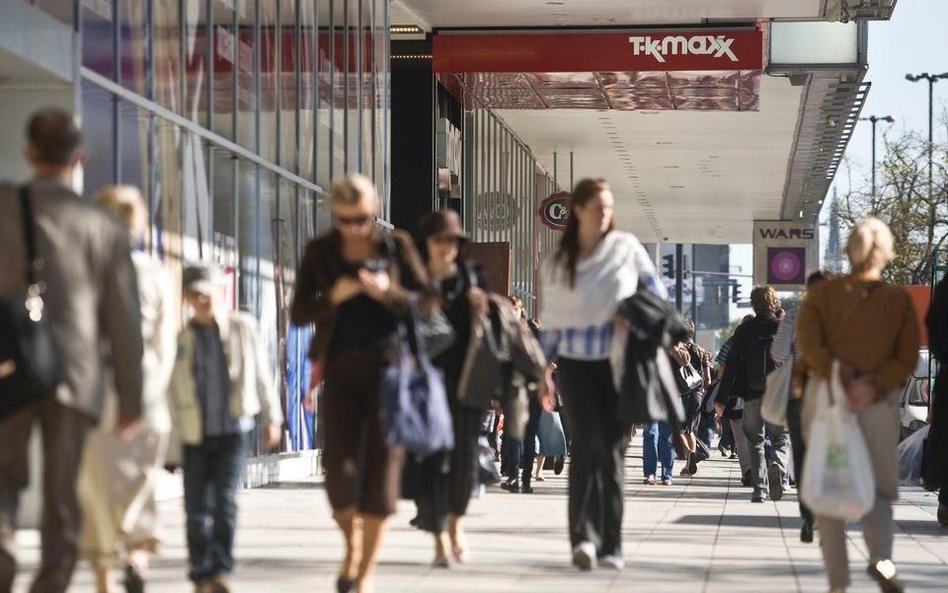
[
  {"x1": 938, "y1": 503, "x2": 948, "y2": 528},
  {"x1": 208, "y1": 576, "x2": 231, "y2": 593}
]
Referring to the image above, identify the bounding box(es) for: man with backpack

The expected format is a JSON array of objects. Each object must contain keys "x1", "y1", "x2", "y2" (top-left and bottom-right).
[{"x1": 719, "y1": 286, "x2": 790, "y2": 503}]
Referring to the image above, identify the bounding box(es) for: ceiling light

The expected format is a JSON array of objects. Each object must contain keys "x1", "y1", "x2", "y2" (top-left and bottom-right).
[
  {"x1": 670, "y1": 185, "x2": 685, "y2": 189},
  {"x1": 656, "y1": 141, "x2": 673, "y2": 145},
  {"x1": 390, "y1": 25, "x2": 424, "y2": 34}
]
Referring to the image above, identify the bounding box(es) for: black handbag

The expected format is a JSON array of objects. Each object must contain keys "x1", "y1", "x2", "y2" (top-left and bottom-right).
[{"x1": 0, "y1": 187, "x2": 61, "y2": 418}]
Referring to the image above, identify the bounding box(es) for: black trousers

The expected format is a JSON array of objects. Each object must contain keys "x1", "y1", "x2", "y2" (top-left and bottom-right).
[
  {"x1": 786, "y1": 398, "x2": 813, "y2": 525},
  {"x1": 557, "y1": 358, "x2": 628, "y2": 556}
]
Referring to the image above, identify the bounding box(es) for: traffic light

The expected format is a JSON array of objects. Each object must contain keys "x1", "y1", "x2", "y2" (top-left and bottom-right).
[
  {"x1": 731, "y1": 283, "x2": 742, "y2": 303},
  {"x1": 662, "y1": 254, "x2": 675, "y2": 278}
]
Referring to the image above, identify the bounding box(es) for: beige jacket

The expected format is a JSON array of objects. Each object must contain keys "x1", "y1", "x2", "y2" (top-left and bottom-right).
[{"x1": 168, "y1": 310, "x2": 284, "y2": 448}]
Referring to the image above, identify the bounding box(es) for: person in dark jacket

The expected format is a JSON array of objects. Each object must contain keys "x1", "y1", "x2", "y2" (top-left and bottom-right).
[
  {"x1": 409, "y1": 209, "x2": 488, "y2": 567},
  {"x1": 719, "y1": 285, "x2": 788, "y2": 503},
  {"x1": 926, "y1": 273, "x2": 948, "y2": 527},
  {"x1": 290, "y1": 174, "x2": 433, "y2": 593}
]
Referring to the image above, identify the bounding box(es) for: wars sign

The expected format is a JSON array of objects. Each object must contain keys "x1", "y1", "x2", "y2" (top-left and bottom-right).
[{"x1": 753, "y1": 221, "x2": 819, "y2": 291}]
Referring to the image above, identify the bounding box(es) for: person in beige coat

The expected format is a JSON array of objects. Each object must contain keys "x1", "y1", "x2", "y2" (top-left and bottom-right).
[
  {"x1": 78, "y1": 186, "x2": 178, "y2": 593},
  {"x1": 0, "y1": 109, "x2": 144, "y2": 593},
  {"x1": 169, "y1": 264, "x2": 283, "y2": 593}
]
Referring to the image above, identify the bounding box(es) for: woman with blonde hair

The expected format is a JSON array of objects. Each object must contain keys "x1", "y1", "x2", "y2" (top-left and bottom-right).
[
  {"x1": 79, "y1": 185, "x2": 178, "y2": 593},
  {"x1": 291, "y1": 174, "x2": 433, "y2": 593},
  {"x1": 797, "y1": 217, "x2": 919, "y2": 593}
]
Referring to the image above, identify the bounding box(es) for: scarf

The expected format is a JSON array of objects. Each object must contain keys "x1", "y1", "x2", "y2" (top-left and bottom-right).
[{"x1": 540, "y1": 231, "x2": 646, "y2": 331}]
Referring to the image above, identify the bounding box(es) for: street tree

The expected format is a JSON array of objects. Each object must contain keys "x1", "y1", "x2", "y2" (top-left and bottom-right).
[{"x1": 837, "y1": 127, "x2": 948, "y2": 285}]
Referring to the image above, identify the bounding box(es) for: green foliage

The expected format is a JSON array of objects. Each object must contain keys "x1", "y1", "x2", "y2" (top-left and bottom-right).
[{"x1": 838, "y1": 129, "x2": 948, "y2": 285}]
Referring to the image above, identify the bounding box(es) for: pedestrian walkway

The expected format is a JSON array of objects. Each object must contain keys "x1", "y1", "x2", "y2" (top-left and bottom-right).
[{"x1": 14, "y1": 438, "x2": 948, "y2": 593}]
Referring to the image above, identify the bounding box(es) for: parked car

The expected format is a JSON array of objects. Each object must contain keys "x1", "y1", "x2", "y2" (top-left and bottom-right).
[{"x1": 898, "y1": 348, "x2": 933, "y2": 441}]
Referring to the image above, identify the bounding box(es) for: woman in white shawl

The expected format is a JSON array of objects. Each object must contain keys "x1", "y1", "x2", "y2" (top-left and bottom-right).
[
  {"x1": 539, "y1": 178, "x2": 666, "y2": 571},
  {"x1": 79, "y1": 185, "x2": 178, "y2": 593}
]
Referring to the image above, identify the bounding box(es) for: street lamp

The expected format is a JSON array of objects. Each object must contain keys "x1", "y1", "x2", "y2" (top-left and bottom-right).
[
  {"x1": 905, "y1": 72, "x2": 948, "y2": 203},
  {"x1": 858, "y1": 115, "x2": 894, "y2": 199}
]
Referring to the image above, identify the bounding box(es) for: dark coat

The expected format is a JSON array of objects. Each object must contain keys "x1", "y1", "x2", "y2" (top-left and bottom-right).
[
  {"x1": 289, "y1": 228, "x2": 433, "y2": 362},
  {"x1": 924, "y1": 276, "x2": 948, "y2": 489},
  {"x1": 615, "y1": 290, "x2": 688, "y2": 430}
]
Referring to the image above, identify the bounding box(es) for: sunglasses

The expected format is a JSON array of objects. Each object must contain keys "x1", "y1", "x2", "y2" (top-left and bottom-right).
[{"x1": 334, "y1": 213, "x2": 374, "y2": 227}]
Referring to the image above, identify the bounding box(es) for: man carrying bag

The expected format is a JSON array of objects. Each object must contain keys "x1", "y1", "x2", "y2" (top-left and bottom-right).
[{"x1": 0, "y1": 109, "x2": 144, "y2": 593}]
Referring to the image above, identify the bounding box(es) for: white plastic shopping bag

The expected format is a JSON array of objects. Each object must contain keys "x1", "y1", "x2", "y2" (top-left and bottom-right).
[
  {"x1": 800, "y1": 361, "x2": 875, "y2": 521},
  {"x1": 897, "y1": 425, "x2": 930, "y2": 487},
  {"x1": 761, "y1": 362, "x2": 793, "y2": 426}
]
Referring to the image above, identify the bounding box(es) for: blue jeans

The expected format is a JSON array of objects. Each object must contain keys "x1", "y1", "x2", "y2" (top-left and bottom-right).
[
  {"x1": 183, "y1": 432, "x2": 248, "y2": 582},
  {"x1": 642, "y1": 422, "x2": 674, "y2": 481}
]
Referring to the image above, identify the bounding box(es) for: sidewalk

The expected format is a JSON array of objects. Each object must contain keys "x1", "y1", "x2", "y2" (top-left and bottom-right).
[{"x1": 14, "y1": 437, "x2": 948, "y2": 593}]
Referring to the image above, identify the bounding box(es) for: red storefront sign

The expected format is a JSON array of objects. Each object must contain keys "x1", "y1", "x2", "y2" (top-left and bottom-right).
[
  {"x1": 433, "y1": 30, "x2": 763, "y2": 73},
  {"x1": 538, "y1": 192, "x2": 570, "y2": 232}
]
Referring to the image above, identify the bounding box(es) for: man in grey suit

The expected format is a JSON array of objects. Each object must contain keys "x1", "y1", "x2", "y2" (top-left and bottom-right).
[{"x1": 0, "y1": 109, "x2": 144, "y2": 593}]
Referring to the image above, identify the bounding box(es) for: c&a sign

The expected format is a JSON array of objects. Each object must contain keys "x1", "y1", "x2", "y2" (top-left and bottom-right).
[{"x1": 538, "y1": 192, "x2": 570, "y2": 232}]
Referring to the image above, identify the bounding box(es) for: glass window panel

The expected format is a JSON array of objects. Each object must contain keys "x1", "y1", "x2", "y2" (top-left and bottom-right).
[
  {"x1": 183, "y1": 0, "x2": 209, "y2": 127},
  {"x1": 117, "y1": 100, "x2": 150, "y2": 205},
  {"x1": 278, "y1": 0, "x2": 298, "y2": 172},
  {"x1": 154, "y1": 0, "x2": 182, "y2": 113},
  {"x1": 211, "y1": 0, "x2": 237, "y2": 139},
  {"x1": 259, "y1": 0, "x2": 278, "y2": 162},
  {"x1": 180, "y1": 136, "x2": 212, "y2": 262},
  {"x1": 82, "y1": 0, "x2": 115, "y2": 78},
  {"x1": 152, "y1": 117, "x2": 183, "y2": 267},
  {"x1": 257, "y1": 171, "x2": 281, "y2": 447},
  {"x1": 238, "y1": 160, "x2": 260, "y2": 314},
  {"x1": 331, "y1": 0, "x2": 346, "y2": 177},
  {"x1": 236, "y1": 0, "x2": 257, "y2": 150},
  {"x1": 315, "y1": 2, "x2": 333, "y2": 187},
  {"x1": 299, "y1": 0, "x2": 315, "y2": 181},
  {"x1": 80, "y1": 81, "x2": 115, "y2": 198},
  {"x1": 119, "y1": 0, "x2": 147, "y2": 95},
  {"x1": 211, "y1": 148, "x2": 238, "y2": 309}
]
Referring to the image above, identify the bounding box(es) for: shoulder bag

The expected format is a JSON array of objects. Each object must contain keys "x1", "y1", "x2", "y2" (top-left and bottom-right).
[
  {"x1": 0, "y1": 187, "x2": 61, "y2": 418},
  {"x1": 380, "y1": 299, "x2": 454, "y2": 456}
]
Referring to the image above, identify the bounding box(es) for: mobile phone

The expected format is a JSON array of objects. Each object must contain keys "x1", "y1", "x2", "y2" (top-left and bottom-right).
[{"x1": 363, "y1": 258, "x2": 388, "y2": 274}]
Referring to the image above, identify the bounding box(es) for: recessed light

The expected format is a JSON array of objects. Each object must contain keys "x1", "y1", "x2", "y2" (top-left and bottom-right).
[
  {"x1": 664, "y1": 165, "x2": 680, "y2": 169},
  {"x1": 656, "y1": 141, "x2": 673, "y2": 145},
  {"x1": 670, "y1": 185, "x2": 685, "y2": 189}
]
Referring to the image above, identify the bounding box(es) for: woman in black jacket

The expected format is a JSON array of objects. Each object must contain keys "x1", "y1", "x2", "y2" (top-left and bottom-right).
[{"x1": 410, "y1": 210, "x2": 489, "y2": 566}]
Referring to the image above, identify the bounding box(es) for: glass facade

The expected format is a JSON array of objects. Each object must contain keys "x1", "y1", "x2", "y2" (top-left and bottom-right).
[{"x1": 76, "y1": 0, "x2": 392, "y2": 453}]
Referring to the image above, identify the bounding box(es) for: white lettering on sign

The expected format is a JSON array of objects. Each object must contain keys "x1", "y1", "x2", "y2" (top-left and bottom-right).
[{"x1": 628, "y1": 35, "x2": 738, "y2": 63}]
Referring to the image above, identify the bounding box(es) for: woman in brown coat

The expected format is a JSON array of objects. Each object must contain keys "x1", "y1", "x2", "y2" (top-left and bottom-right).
[
  {"x1": 796, "y1": 217, "x2": 919, "y2": 593},
  {"x1": 290, "y1": 174, "x2": 433, "y2": 593}
]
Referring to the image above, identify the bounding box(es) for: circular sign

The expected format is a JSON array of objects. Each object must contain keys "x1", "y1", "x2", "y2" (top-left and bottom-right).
[
  {"x1": 538, "y1": 192, "x2": 570, "y2": 232},
  {"x1": 767, "y1": 247, "x2": 806, "y2": 285}
]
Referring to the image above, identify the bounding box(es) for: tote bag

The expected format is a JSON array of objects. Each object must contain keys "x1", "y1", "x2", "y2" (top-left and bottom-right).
[
  {"x1": 761, "y1": 362, "x2": 793, "y2": 427},
  {"x1": 800, "y1": 361, "x2": 875, "y2": 521},
  {"x1": 381, "y1": 303, "x2": 454, "y2": 456}
]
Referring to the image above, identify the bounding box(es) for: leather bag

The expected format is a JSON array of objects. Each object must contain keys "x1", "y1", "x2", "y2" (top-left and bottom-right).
[{"x1": 0, "y1": 187, "x2": 61, "y2": 418}]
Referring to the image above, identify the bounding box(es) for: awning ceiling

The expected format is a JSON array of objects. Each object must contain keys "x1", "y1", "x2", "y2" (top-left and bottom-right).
[{"x1": 394, "y1": 1, "x2": 876, "y2": 244}]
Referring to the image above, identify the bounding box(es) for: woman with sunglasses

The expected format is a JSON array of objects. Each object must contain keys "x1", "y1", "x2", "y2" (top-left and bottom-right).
[
  {"x1": 409, "y1": 209, "x2": 489, "y2": 567},
  {"x1": 290, "y1": 174, "x2": 433, "y2": 593},
  {"x1": 538, "y1": 178, "x2": 666, "y2": 571}
]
